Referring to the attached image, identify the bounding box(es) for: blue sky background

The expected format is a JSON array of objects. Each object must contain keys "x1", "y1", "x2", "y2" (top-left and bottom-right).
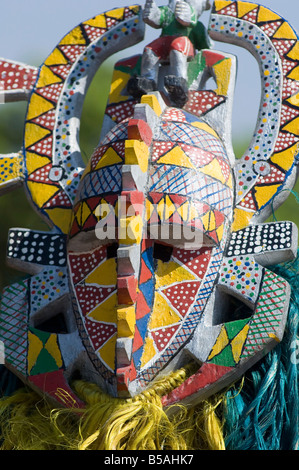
[{"x1": 0, "y1": 0, "x2": 298, "y2": 145}]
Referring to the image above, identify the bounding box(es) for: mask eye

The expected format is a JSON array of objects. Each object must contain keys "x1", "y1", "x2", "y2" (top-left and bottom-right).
[{"x1": 153, "y1": 242, "x2": 173, "y2": 262}]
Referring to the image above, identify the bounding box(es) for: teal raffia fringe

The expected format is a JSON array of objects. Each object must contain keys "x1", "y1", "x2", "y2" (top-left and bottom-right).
[{"x1": 223, "y1": 250, "x2": 299, "y2": 450}]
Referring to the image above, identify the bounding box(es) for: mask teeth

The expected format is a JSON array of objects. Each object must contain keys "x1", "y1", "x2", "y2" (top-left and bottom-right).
[{"x1": 115, "y1": 95, "x2": 163, "y2": 397}]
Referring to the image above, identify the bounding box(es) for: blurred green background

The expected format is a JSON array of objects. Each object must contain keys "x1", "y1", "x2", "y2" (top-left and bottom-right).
[{"x1": 0, "y1": 61, "x2": 298, "y2": 291}]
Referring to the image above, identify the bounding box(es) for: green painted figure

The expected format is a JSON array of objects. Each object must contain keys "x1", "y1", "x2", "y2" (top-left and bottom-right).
[{"x1": 128, "y1": 0, "x2": 211, "y2": 106}]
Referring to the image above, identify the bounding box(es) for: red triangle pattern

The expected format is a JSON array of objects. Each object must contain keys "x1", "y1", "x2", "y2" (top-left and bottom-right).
[
  {"x1": 75, "y1": 285, "x2": 116, "y2": 316},
  {"x1": 216, "y1": 3, "x2": 237, "y2": 17},
  {"x1": 151, "y1": 325, "x2": 180, "y2": 352},
  {"x1": 124, "y1": 6, "x2": 137, "y2": 20},
  {"x1": 43, "y1": 189, "x2": 72, "y2": 209},
  {"x1": 106, "y1": 100, "x2": 137, "y2": 123},
  {"x1": 161, "y1": 281, "x2": 201, "y2": 318},
  {"x1": 59, "y1": 45, "x2": 87, "y2": 63},
  {"x1": 28, "y1": 163, "x2": 60, "y2": 186},
  {"x1": 280, "y1": 103, "x2": 299, "y2": 127},
  {"x1": 272, "y1": 39, "x2": 296, "y2": 57},
  {"x1": 68, "y1": 245, "x2": 107, "y2": 285},
  {"x1": 241, "y1": 8, "x2": 258, "y2": 23},
  {"x1": 152, "y1": 141, "x2": 176, "y2": 162},
  {"x1": 282, "y1": 78, "x2": 299, "y2": 100},
  {"x1": 179, "y1": 143, "x2": 216, "y2": 168},
  {"x1": 30, "y1": 108, "x2": 56, "y2": 130},
  {"x1": 27, "y1": 134, "x2": 53, "y2": 157},
  {"x1": 256, "y1": 164, "x2": 287, "y2": 185},
  {"x1": 274, "y1": 130, "x2": 299, "y2": 152},
  {"x1": 132, "y1": 326, "x2": 144, "y2": 353},
  {"x1": 139, "y1": 258, "x2": 154, "y2": 284},
  {"x1": 259, "y1": 21, "x2": 282, "y2": 39},
  {"x1": 239, "y1": 190, "x2": 257, "y2": 211},
  {"x1": 84, "y1": 317, "x2": 116, "y2": 351},
  {"x1": 83, "y1": 25, "x2": 107, "y2": 43},
  {"x1": 50, "y1": 64, "x2": 72, "y2": 80},
  {"x1": 163, "y1": 108, "x2": 187, "y2": 123},
  {"x1": 281, "y1": 58, "x2": 298, "y2": 76},
  {"x1": 172, "y1": 246, "x2": 212, "y2": 279},
  {"x1": 35, "y1": 82, "x2": 64, "y2": 104},
  {"x1": 135, "y1": 290, "x2": 151, "y2": 319},
  {"x1": 185, "y1": 91, "x2": 225, "y2": 117}
]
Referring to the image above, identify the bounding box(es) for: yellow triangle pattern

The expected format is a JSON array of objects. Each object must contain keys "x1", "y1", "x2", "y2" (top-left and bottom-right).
[
  {"x1": 200, "y1": 158, "x2": 227, "y2": 184},
  {"x1": 36, "y1": 65, "x2": 62, "y2": 89},
  {"x1": 155, "y1": 260, "x2": 196, "y2": 289},
  {"x1": 83, "y1": 14, "x2": 107, "y2": 29},
  {"x1": 140, "y1": 336, "x2": 156, "y2": 368},
  {"x1": 287, "y1": 66, "x2": 299, "y2": 82},
  {"x1": 287, "y1": 42, "x2": 299, "y2": 61},
  {"x1": 273, "y1": 22, "x2": 297, "y2": 40},
  {"x1": 108, "y1": 69, "x2": 130, "y2": 105},
  {"x1": 257, "y1": 6, "x2": 280, "y2": 23},
  {"x1": 157, "y1": 147, "x2": 195, "y2": 169},
  {"x1": 282, "y1": 116, "x2": 299, "y2": 135},
  {"x1": 26, "y1": 182, "x2": 59, "y2": 208},
  {"x1": 208, "y1": 327, "x2": 229, "y2": 361},
  {"x1": 238, "y1": 2, "x2": 258, "y2": 18},
  {"x1": 286, "y1": 92, "x2": 299, "y2": 108},
  {"x1": 231, "y1": 207, "x2": 254, "y2": 232},
  {"x1": 45, "y1": 48, "x2": 68, "y2": 66},
  {"x1": 148, "y1": 292, "x2": 181, "y2": 329},
  {"x1": 201, "y1": 210, "x2": 216, "y2": 232},
  {"x1": 44, "y1": 208, "x2": 73, "y2": 235},
  {"x1": 60, "y1": 26, "x2": 87, "y2": 46},
  {"x1": 191, "y1": 121, "x2": 219, "y2": 138},
  {"x1": 44, "y1": 335, "x2": 63, "y2": 368},
  {"x1": 270, "y1": 144, "x2": 298, "y2": 172},
  {"x1": 26, "y1": 152, "x2": 51, "y2": 176},
  {"x1": 214, "y1": 1, "x2": 233, "y2": 12},
  {"x1": 157, "y1": 195, "x2": 176, "y2": 220},
  {"x1": 97, "y1": 334, "x2": 116, "y2": 371},
  {"x1": 87, "y1": 292, "x2": 117, "y2": 324},
  {"x1": 24, "y1": 123, "x2": 51, "y2": 149},
  {"x1": 26, "y1": 93, "x2": 55, "y2": 121},
  {"x1": 213, "y1": 58, "x2": 233, "y2": 96},
  {"x1": 95, "y1": 147, "x2": 122, "y2": 169},
  {"x1": 27, "y1": 331, "x2": 43, "y2": 373},
  {"x1": 106, "y1": 8, "x2": 125, "y2": 20},
  {"x1": 176, "y1": 201, "x2": 190, "y2": 222},
  {"x1": 85, "y1": 258, "x2": 117, "y2": 286},
  {"x1": 254, "y1": 184, "x2": 281, "y2": 209},
  {"x1": 230, "y1": 324, "x2": 250, "y2": 363}
]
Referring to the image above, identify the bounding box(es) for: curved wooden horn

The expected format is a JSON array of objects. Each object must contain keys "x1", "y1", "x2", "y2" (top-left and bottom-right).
[
  {"x1": 209, "y1": 1, "x2": 299, "y2": 231},
  {"x1": 23, "y1": 6, "x2": 145, "y2": 234}
]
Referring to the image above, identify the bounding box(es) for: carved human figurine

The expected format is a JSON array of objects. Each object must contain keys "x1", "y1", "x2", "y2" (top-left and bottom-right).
[{"x1": 128, "y1": 0, "x2": 211, "y2": 106}]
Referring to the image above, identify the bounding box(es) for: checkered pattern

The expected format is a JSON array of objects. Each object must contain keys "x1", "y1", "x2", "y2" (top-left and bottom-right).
[
  {"x1": 0, "y1": 280, "x2": 29, "y2": 375},
  {"x1": 241, "y1": 270, "x2": 287, "y2": 359},
  {"x1": 149, "y1": 166, "x2": 233, "y2": 216},
  {"x1": 160, "y1": 121, "x2": 228, "y2": 159},
  {"x1": 77, "y1": 165, "x2": 122, "y2": 200}
]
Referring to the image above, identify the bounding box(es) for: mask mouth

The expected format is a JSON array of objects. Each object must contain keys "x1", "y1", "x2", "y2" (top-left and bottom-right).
[{"x1": 148, "y1": 224, "x2": 218, "y2": 250}]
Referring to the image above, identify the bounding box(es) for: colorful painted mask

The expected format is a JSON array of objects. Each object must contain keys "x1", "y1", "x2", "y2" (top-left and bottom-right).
[{"x1": 0, "y1": 1, "x2": 298, "y2": 408}]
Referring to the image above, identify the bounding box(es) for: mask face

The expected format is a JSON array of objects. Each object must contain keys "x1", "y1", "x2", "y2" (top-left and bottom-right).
[
  {"x1": 0, "y1": 2, "x2": 297, "y2": 409},
  {"x1": 68, "y1": 107, "x2": 234, "y2": 397}
]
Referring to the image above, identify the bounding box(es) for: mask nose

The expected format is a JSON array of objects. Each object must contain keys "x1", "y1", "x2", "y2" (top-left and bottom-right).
[{"x1": 114, "y1": 116, "x2": 153, "y2": 396}]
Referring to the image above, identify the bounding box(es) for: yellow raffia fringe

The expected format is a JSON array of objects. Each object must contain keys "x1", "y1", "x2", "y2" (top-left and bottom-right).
[{"x1": 0, "y1": 363, "x2": 226, "y2": 450}]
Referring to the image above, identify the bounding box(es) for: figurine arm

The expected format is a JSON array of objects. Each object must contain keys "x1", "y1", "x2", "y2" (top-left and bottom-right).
[
  {"x1": 175, "y1": 1, "x2": 197, "y2": 27},
  {"x1": 143, "y1": 0, "x2": 162, "y2": 29}
]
